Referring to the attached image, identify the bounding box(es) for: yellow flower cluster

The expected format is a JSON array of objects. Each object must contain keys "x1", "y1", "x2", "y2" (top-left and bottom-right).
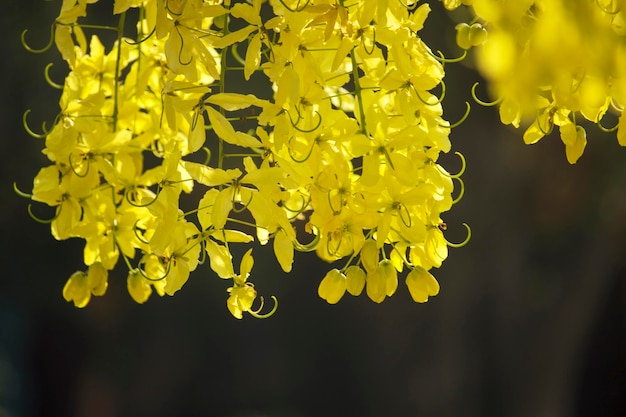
[
  {"x1": 444, "y1": 0, "x2": 626, "y2": 164},
  {"x1": 22, "y1": 0, "x2": 466, "y2": 317}
]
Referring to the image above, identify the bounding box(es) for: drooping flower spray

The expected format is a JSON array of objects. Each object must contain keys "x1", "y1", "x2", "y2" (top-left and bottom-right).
[{"x1": 20, "y1": 0, "x2": 469, "y2": 317}]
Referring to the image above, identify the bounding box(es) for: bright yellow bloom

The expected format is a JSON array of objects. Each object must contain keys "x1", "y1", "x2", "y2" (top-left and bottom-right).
[
  {"x1": 25, "y1": 0, "x2": 466, "y2": 315},
  {"x1": 226, "y1": 249, "x2": 259, "y2": 318}
]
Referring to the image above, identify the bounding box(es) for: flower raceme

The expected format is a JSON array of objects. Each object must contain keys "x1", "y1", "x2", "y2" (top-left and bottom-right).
[
  {"x1": 20, "y1": 0, "x2": 469, "y2": 318},
  {"x1": 444, "y1": 0, "x2": 626, "y2": 164}
]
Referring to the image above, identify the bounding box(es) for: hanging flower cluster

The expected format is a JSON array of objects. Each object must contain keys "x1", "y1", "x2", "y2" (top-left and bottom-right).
[
  {"x1": 444, "y1": 0, "x2": 626, "y2": 164},
  {"x1": 20, "y1": 0, "x2": 467, "y2": 317}
]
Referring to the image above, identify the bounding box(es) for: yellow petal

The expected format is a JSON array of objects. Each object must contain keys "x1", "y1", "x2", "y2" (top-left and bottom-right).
[
  {"x1": 206, "y1": 107, "x2": 262, "y2": 148},
  {"x1": 365, "y1": 267, "x2": 386, "y2": 304},
  {"x1": 127, "y1": 270, "x2": 152, "y2": 304},
  {"x1": 273, "y1": 228, "x2": 294, "y2": 272},
  {"x1": 244, "y1": 33, "x2": 262, "y2": 80},
  {"x1": 318, "y1": 269, "x2": 347, "y2": 304},
  {"x1": 205, "y1": 239, "x2": 235, "y2": 278},
  {"x1": 184, "y1": 161, "x2": 241, "y2": 187},
  {"x1": 239, "y1": 248, "x2": 255, "y2": 280},
  {"x1": 63, "y1": 271, "x2": 91, "y2": 308},
  {"x1": 380, "y1": 260, "x2": 398, "y2": 297},
  {"x1": 563, "y1": 125, "x2": 587, "y2": 164},
  {"x1": 32, "y1": 166, "x2": 62, "y2": 205},
  {"x1": 205, "y1": 93, "x2": 266, "y2": 111},
  {"x1": 230, "y1": 2, "x2": 262, "y2": 26},
  {"x1": 87, "y1": 262, "x2": 108, "y2": 296},
  {"x1": 345, "y1": 265, "x2": 365, "y2": 296},
  {"x1": 360, "y1": 239, "x2": 379, "y2": 274},
  {"x1": 212, "y1": 187, "x2": 234, "y2": 230},
  {"x1": 425, "y1": 228, "x2": 448, "y2": 268},
  {"x1": 406, "y1": 267, "x2": 440, "y2": 303}
]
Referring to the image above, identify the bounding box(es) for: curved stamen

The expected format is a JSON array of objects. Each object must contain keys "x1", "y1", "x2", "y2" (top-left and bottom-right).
[
  {"x1": 23, "y1": 110, "x2": 48, "y2": 139},
  {"x1": 596, "y1": 112, "x2": 619, "y2": 133},
  {"x1": 444, "y1": 222, "x2": 471, "y2": 248},
  {"x1": 610, "y1": 97, "x2": 623, "y2": 112},
  {"x1": 68, "y1": 153, "x2": 90, "y2": 178},
  {"x1": 412, "y1": 81, "x2": 445, "y2": 106},
  {"x1": 175, "y1": 24, "x2": 193, "y2": 66},
  {"x1": 326, "y1": 232, "x2": 345, "y2": 257},
  {"x1": 44, "y1": 63, "x2": 63, "y2": 89},
  {"x1": 471, "y1": 82, "x2": 502, "y2": 107},
  {"x1": 277, "y1": 0, "x2": 311, "y2": 12},
  {"x1": 230, "y1": 42, "x2": 246, "y2": 66},
  {"x1": 232, "y1": 189, "x2": 253, "y2": 213},
  {"x1": 13, "y1": 182, "x2": 33, "y2": 199},
  {"x1": 286, "y1": 108, "x2": 322, "y2": 133},
  {"x1": 328, "y1": 189, "x2": 345, "y2": 215},
  {"x1": 293, "y1": 226, "x2": 320, "y2": 252},
  {"x1": 133, "y1": 220, "x2": 150, "y2": 245},
  {"x1": 441, "y1": 101, "x2": 471, "y2": 129},
  {"x1": 21, "y1": 23, "x2": 55, "y2": 54},
  {"x1": 436, "y1": 151, "x2": 466, "y2": 179},
  {"x1": 124, "y1": 184, "x2": 161, "y2": 207},
  {"x1": 361, "y1": 27, "x2": 376, "y2": 55},
  {"x1": 287, "y1": 136, "x2": 316, "y2": 163},
  {"x1": 125, "y1": 25, "x2": 156, "y2": 45},
  {"x1": 398, "y1": 0, "x2": 420, "y2": 11},
  {"x1": 200, "y1": 146, "x2": 212, "y2": 165},
  {"x1": 283, "y1": 193, "x2": 311, "y2": 219},
  {"x1": 28, "y1": 203, "x2": 60, "y2": 224},
  {"x1": 249, "y1": 295, "x2": 279, "y2": 318},
  {"x1": 451, "y1": 177, "x2": 465, "y2": 205},
  {"x1": 396, "y1": 203, "x2": 412, "y2": 228},
  {"x1": 431, "y1": 49, "x2": 467, "y2": 64},
  {"x1": 536, "y1": 113, "x2": 554, "y2": 136},
  {"x1": 165, "y1": 0, "x2": 185, "y2": 16},
  {"x1": 138, "y1": 254, "x2": 172, "y2": 282}
]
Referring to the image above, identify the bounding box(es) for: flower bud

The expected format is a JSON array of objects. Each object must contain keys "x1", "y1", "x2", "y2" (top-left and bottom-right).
[
  {"x1": 345, "y1": 265, "x2": 365, "y2": 296},
  {"x1": 318, "y1": 269, "x2": 347, "y2": 304},
  {"x1": 406, "y1": 267, "x2": 440, "y2": 303},
  {"x1": 63, "y1": 271, "x2": 90, "y2": 308},
  {"x1": 469, "y1": 23, "x2": 488, "y2": 46},
  {"x1": 127, "y1": 269, "x2": 152, "y2": 304},
  {"x1": 360, "y1": 239, "x2": 379, "y2": 274},
  {"x1": 455, "y1": 23, "x2": 472, "y2": 50},
  {"x1": 87, "y1": 262, "x2": 108, "y2": 296}
]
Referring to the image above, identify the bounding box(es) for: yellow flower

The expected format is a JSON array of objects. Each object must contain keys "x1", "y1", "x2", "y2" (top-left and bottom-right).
[
  {"x1": 365, "y1": 260, "x2": 398, "y2": 303},
  {"x1": 227, "y1": 285, "x2": 257, "y2": 319},
  {"x1": 63, "y1": 271, "x2": 91, "y2": 308},
  {"x1": 226, "y1": 249, "x2": 259, "y2": 319},
  {"x1": 406, "y1": 267, "x2": 440, "y2": 303},
  {"x1": 318, "y1": 269, "x2": 347, "y2": 304},
  {"x1": 345, "y1": 265, "x2": 366, "y2": 296},
  {"x1": 127, "y1": 269, "x2": 152, "y2": 304},
  {"x1": 87, "y1": 262, "x2": 108, "y2": 296}
]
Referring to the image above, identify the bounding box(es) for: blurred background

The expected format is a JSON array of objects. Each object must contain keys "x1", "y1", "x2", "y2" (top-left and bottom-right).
[{"x1": 1, "y1": 1, "x2": 625, "y2": 417}]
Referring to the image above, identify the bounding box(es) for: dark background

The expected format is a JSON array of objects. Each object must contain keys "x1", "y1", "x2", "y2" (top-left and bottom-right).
[{"x1": 1, "y1": 2, "x2": 625, "y2": 417}]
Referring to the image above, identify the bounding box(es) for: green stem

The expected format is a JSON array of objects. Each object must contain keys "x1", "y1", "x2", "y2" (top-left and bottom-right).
[
  {"x1": 350, "y1": 50, "x2": 367, "y2": 135},
  {"x1": 112, "y1": 12, "x2": 126, "y2": 131}
]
